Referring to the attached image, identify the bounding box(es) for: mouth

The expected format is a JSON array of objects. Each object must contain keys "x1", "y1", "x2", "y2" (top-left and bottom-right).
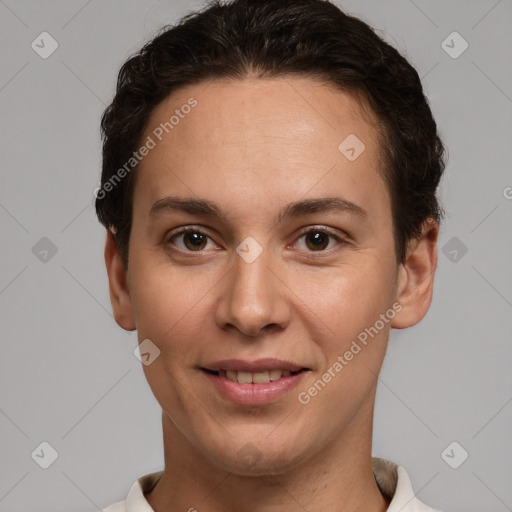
[
  {"x1": 199, "y1": 358, "x2": 311, "y2": 405},
  {"x1": 200, "y1": 367, "x2": 309, "y2": 384}
]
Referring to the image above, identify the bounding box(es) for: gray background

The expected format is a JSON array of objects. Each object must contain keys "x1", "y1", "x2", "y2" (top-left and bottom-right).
[{"x1": 0, "y1": 0, "x2": 511, "y2": 511}]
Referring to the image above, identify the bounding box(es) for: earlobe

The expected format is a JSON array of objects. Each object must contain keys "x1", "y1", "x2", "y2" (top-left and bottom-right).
[
  {"x1": 104, "y1": 230, "x2": 136, "y2": 331},
  {"x1": 391, "y1": 219, "x2": 439, "y2": 329}
]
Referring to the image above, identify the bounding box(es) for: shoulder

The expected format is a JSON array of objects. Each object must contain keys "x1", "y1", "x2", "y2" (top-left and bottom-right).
[
  {"x1": 101, "y1": 500, "x2": 126, "y2": 512},
  {"x1": 372, "y1": 457, "x2": 443, "y2": 512},
  {"x1": 394, "y1": 464, "x2": 443, "y2": 512},
  {"x1": 100, "y1": 470, "x2": 163, "y2": 512}
]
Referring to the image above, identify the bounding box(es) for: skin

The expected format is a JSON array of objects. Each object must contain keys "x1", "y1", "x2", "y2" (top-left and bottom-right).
[{"x1": 105, "y1": 76, "x2": 438, "y2": 512}]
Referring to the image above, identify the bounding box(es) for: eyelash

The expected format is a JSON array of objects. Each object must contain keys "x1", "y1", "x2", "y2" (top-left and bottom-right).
[{"x1": 165, "y1": 225, "x2": 347, "y2": 256}]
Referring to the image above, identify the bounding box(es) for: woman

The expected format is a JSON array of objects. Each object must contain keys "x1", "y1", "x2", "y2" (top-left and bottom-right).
[{"x1": 97, "y1": 1, "x2": 445, "y2": 510}]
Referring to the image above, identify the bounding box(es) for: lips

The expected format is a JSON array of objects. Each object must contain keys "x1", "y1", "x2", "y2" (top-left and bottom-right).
[
  {"x1": 200, "y1": 360, "x2": 310, "y2": 405},
  {"x1": 200, "y1": 358, "x2": 310, "y2": 387}
]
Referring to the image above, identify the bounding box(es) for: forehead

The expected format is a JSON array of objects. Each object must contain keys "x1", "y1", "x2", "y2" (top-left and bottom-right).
[
  {"x1": 145, "y1": 76, "x2": 379, "y2": 151},
  {"x1": 134, "y1": 77, "x2": 389, "y2": 221}
]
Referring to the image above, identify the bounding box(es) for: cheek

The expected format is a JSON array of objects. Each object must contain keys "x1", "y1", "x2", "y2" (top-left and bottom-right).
[
  {"x1": 298, "y1": 262, "x2": 396, "y2": 347},
  {"x1": 131, "y1": 266, "x2": 213, "y2": 407},
  {"x1": 294, "y1": 266, "x2": 395, "y2": 418},
  {"x1": 128, "y1": 258, "x2": 213, "y2": 354}
]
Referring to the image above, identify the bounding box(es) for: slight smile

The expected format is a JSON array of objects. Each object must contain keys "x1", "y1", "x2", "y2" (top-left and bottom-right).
[{"x1": 200, "y1": 358, "x2": 311, "y2": 406}]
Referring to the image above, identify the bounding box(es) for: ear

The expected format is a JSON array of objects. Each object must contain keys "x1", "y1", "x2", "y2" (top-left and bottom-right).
[
  {"x1": 391, "y1": 219, "x2": 439, "y2": 329},
  {"x1": 104, "y1": 230, "x2": 136, "y2": 331}
]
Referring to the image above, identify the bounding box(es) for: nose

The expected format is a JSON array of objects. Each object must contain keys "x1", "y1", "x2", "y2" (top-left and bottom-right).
[{"x1": 215, "y1": 244, "x2": 291, "y2": 338}]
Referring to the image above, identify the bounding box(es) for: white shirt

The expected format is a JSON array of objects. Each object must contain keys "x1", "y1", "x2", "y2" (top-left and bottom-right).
[{"x1": 101, "y1": 457, "x2": 442, "y2": 512}]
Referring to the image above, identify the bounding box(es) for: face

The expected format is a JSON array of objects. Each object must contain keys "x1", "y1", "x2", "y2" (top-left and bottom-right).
[{"x1": 106, "y1": 77, "x2": 436, "y2": 475}]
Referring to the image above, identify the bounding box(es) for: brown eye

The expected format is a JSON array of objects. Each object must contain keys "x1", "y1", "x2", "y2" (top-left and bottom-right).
[
  {"x1": 293, "y1": 227, "x2": 344, "y2": 253},
  {"x1": 304, "y1": 231, "x2": 330, "y2": 251},
  {"x1": 182, "y1": 232, "x2": 207, "y2": 251},
  {"x1": 168, "y1": 228, "x2": 216, "y2": 252}
]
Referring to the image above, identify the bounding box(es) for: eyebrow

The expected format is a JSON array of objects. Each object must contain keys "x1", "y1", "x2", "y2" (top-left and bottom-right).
[{"x1": 149, "y1": 195, "x2": 367, "y2": 222}]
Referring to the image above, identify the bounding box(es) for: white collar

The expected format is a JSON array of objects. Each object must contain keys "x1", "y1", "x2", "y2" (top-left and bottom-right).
[
  {"x1": 372, "y1": 458, "x2": 441, "y2": 511},
  {"x1": 103, "y1": 457, "x2": 441, "y2": 512}
]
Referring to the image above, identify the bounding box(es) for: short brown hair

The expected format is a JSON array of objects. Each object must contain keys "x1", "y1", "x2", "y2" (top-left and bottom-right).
[{"x1": 96, "y1": 0, "x2": 446, "y2": 267}]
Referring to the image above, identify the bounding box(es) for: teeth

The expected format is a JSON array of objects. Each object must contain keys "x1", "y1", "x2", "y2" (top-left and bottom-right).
[
  {"x1": 237, "y1": 371, "x2": 252, "y2": 384},
  {"x1": 226, "y1": 370, "x2": 237, "y2": 381},
  {"x1": 269, "y1": 369, "x2": 282, "y2": 381},
  {"x1": 222, "y1": 369, "x2": 295, "y2": 383},
  {"x1": 253, "y1": 371, "x2": 270, "y2": 383}
]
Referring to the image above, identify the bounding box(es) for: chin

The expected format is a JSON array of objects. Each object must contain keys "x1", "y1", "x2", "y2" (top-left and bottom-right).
[{"x1": 204, "y1": 435, "x2": 309, "y2": 477}]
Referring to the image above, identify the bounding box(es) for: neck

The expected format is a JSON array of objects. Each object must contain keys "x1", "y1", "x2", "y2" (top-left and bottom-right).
[{"x1": 145, "y1": 395, "x2": 389, "y2": 512}]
